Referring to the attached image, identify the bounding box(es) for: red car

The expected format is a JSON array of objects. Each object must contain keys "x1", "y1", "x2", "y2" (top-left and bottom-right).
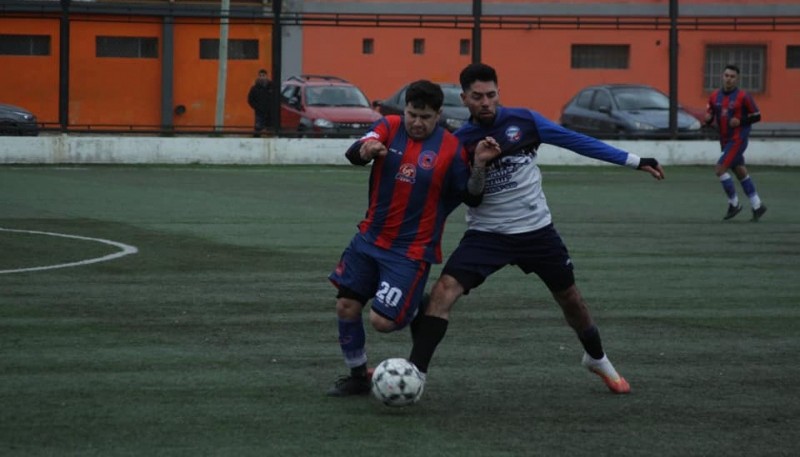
[{"x1": 279, "y1": 75, "x2": 381, "y2": 137}]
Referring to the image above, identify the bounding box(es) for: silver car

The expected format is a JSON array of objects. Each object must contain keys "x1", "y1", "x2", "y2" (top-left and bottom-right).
[{"x1": 559, "y1": 84, "x2": 702, "y2": 139}]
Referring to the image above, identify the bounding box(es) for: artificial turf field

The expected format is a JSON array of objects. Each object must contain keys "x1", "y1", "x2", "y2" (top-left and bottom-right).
[{"x1": 1, "y1": 164, "x2": 798, "y2": 456}]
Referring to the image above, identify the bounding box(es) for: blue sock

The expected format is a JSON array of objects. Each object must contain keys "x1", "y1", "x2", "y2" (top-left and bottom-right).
[
  {"x1": 338, "y1": 317, "x2": 367, "y2": 370},
  {"x1": 739, "y1": 175, "x2": 763, "y2": 209},
  {"x1": 720, "y1": 173, "x2": 738, "y2": 205},
  {"x1": 740, "y1": 175, "x2": 756, "y2": 197}
]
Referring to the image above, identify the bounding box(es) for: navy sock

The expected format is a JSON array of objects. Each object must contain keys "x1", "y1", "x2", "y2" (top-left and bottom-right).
[{"x1": 337, "y1": 317, "x2": 367, "y2": 370}]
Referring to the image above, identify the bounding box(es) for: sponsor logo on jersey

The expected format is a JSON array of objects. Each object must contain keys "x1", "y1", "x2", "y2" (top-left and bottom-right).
[
  {"x1": 418, "y1": 150, "x2": 437, "y2": 170},
  {"x1": 396, "y1": 163, "x2": 417, "y2": 183},
  {"x1": 505, "y1": 125, "x2": 521, "y2": 143}
]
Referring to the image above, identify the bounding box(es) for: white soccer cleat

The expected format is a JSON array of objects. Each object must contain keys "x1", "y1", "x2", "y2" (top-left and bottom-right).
[{"x1": 581, "y1": 353, "x2": 631, "y2": 394}]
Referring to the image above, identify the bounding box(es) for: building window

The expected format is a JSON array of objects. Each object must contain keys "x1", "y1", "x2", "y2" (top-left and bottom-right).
[
  {"x1": 96, "y1": 36, "x2": 158, "y2": 58},
  {"x1": 413, "y1": 38, "x2": 425, "y2": 55},
  {"x1": 362, "y1": 38, "x2": 374, "y2": 55},
  {"x1": 0, "y1": 34, "x2": 50, "y2": 56},
  {"x1": 571, "y1": 44, "x2": 629, "y2": 69},
  {"x1": 460, "y1": 39, "x2": 470, "y2": 56},
  {"x1": 199, "y1": 39, "x2": 259, "y2": 60},
  {"x1": 787, "y1": 45, "x2": 800, "y2": 69},
  {"x1": 704, "y1": 45, "x2": 765, "y2": 92}
]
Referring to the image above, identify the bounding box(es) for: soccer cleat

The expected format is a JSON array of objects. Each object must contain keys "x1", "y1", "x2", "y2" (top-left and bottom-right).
[
  {"x1": 751, "y1": 205, "x2": 767, "y2": 222},
  {"x1": 723, "y1": 203, "x2": 743, "y2": 220},
  {"x1": 581, "y1": 353, "x2": 631, "y2": 394},
  {"x1": 326, "y1": 374, "x2": 371, "y2": 397}
]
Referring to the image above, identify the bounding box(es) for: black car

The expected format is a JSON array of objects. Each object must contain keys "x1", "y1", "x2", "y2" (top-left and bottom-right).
[
  {"x1": 559, "y1": 84, "x2": 702, "y2": 139},
  {"x1": 0, "y1": 103, "x2": 39, "y2": 136},
  {"x1": 374, "y1": 82, "x2": 469, "y2": 132}
]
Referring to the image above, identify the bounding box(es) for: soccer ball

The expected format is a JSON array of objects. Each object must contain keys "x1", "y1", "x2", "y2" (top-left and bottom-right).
[{"x1": 371, "y1": 358, "x2": 425, "y2": 407}]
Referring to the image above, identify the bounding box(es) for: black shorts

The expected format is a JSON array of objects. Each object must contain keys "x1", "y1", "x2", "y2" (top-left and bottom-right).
[{"x1": 442, "y1": 224, "x2": 575, "y2": 294}]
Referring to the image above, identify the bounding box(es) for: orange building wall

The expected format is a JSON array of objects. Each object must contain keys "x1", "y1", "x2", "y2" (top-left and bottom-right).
[
  {"x1": 68, "y1": 16, "x2": 162, "y2": 127},
  {"x1": 0, "y1": 18, "x2": 60, "y2": 125},
  {"x1": 302, "y1": 27, "x2": 472, "y2": 103},
  {"x1": 302, "y1": 26, "x2": 800, "y2": 123},
  {"x1": 172, "y1": 19, "x2": 273, "y2": 129}
]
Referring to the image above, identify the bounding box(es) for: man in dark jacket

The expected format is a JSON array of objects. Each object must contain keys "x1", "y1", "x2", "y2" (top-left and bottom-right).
[{"x1": 248, "y1": 69, "x2": 274, "y2": 136}]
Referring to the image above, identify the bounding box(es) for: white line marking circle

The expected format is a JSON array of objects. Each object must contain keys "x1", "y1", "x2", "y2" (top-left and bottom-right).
[{"x1": 0, "y1": 227, "x2": 139, "y2": 274}]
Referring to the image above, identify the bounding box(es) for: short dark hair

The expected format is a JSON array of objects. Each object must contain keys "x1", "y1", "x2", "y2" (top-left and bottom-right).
[
  {"x1": 724, "y1": 64, "x2": 740, "y2": 75},
  {"x1": 258, "y1": 69, "x2": 268, "y2": 75},
  {"x1": 405, "y1": 80, "x2": 444, "y2": 111},
  {"x1": 460, "y1": 63, "x2": 498, "y2": 91}
]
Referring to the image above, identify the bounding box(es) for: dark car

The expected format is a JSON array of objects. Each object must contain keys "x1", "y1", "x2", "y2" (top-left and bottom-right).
[
  {"x1": 0, "y1": 103, "x2": 39, "y2": 136},
  {"x1": 374, "y1": 82, "x2": 469, "y2": 132},
  {"x1": 559, "y1": 84, "x2": 702, "y2": 138},
  {"x1": 279, "y1": 75, "x2": 381, "y2": 137}
]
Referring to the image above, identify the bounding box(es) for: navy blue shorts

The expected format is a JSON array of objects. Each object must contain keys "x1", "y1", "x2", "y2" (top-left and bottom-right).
[
  {"x1": 329, "y1": 234, "x2": 431, "y2": 329},
  {"x1": 442, "y1": 224, "x2": 575, "y2": 293}
]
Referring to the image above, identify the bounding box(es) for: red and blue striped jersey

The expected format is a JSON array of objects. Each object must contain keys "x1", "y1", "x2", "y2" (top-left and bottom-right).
[
  {"x1": 706, "y1": 87, "x2": 760, "y2": 145},
  {"x1": 350, "y1": 115, "x2": 471, "y2": 264}
]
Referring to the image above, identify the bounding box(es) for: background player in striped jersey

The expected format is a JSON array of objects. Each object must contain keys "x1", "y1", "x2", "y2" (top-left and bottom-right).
[
  {"x1": 326, "y1": 80, "x2": 501, "y2": 396},
  {"x1": 408, "y1": 63, "x2": 665, "y2": 395},
  {"x1": 704, "y1": 64, "x2": 767, "y2": 221}
]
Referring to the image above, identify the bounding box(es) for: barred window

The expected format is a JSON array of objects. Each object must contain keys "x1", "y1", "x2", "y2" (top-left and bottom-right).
[
  {"x1": 787, "y1": 45, "x2": 800, "y2": 69},
  {"x1": 96, "y1": 36, "x2": 158, "y2": 58},
  {"x1": 0, "y1": 34, "x2": 50, "y2": 56},
  {"x1": 362, "y1": 38, "x2": 374, "y2": 55},
  {"x1": 460, "y1": 39, "x2": 471, "y2": 56},
  {"x1": 704, "y1": 45, "x2": 765, "y2": 92},
  {"x1": 413, "y1": 38, "x2": 425, "y2": 55},
  {"x1": 199, "y1": 39, "x2": 259, "y2": 60},
  {"x1": 571, "y1": 45, "x2": 629, "y2": 69}
]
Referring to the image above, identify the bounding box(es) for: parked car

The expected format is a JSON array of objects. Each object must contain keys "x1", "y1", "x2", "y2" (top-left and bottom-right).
[
  {"x1": 559, "y1": 84, "x2": 702, "y2": 138},
  {"x1": 279, "y1": 75, "x2": 381, "y2": 137},
  {"x1": 373, "y1": 82, "x2": 469, "y2": 132},
  {"x1": 0, "y1": 103, "x2": 39, "y2": 136}
]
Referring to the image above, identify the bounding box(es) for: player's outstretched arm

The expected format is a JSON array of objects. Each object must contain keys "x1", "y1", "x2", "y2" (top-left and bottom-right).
[{"x1": 637, "y1": 157, "x2": 665, "y2": 180}]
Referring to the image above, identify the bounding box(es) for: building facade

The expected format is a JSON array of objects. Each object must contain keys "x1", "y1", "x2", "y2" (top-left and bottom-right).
[{"x1": 1, "y1": 0, "x2": 798, "y2": 131}]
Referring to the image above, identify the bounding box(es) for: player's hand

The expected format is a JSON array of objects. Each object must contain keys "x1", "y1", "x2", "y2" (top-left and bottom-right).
[
  {"x1": 729, "y1": 117, "x2": 741, "y2": 128},
  {"x1": 474, "y1": 137, "x2": 501, "y2": 167},
  {"x1": 360, "y1": 140, "x2": 387, "y2": 161},
  {"x1": 637, "y1": 157, "x2": 665, "y2": 180}
]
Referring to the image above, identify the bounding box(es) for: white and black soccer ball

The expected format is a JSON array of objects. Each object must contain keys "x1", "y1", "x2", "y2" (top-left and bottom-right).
[{"x1": 371, "y1": 358, "x2": 425, "y2": 407}]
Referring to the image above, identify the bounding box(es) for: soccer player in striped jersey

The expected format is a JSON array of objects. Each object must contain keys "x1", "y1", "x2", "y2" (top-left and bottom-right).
[
  {"x1": 408, "y1": 63, "x2": 666, "y2": 395},
  {"x1": 704, "y1": 64, "x2": 767, "y2": 221},
  {"x1": 326, "y1": 80, "x2": 501, "y2": 396}
]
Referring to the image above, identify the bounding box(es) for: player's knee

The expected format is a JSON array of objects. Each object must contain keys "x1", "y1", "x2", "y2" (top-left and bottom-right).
[
  {"x1": 335, "y1": 298, "x2": 362, "y2": 319},
  {"x1": 428, "y1": 275, "x2": 462, "y2": 317},
  {"x1": 369, "y1": 311, "x2": 397, "y2": 333}
]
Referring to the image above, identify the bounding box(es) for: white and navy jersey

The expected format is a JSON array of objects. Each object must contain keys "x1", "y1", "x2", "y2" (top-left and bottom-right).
[{"x1": 454, "y1": 106, "x2": 641, "y2": 234}]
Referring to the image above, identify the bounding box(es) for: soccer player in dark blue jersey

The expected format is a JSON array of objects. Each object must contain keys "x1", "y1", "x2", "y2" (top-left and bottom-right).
[
  {"x1": 704, "y1": 64, "x2": 766, "y2": 221},
  {"x1": 327, "y1": 80, "x2": 501, "y2": 396},
  {"x1": 408, "y1": 63, "x2": 665, "y2": 395}
]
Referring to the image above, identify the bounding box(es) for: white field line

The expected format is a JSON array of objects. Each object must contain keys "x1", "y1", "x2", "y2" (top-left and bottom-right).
[{"x1": 0, "y1": 228, "x2": 138, "y2": 274}]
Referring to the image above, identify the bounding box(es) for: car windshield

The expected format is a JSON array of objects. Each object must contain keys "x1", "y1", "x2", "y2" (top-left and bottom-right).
[
  {"x1": 612, "y1": 87, "x2": 670, "y2": 111},
  {"x1": 442, "y1": 86, "x2": 464, "y2": 107},
  {"x1": 304, "y1": 86, "x2": 370, "y2": 107}
]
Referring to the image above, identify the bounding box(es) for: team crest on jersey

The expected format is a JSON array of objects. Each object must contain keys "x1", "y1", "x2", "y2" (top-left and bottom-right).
[
  {"x1": 360, "y1": 131, "x2": 380, "y2": 141},
  {"x1": 418, "y1": 150, "x2": 437, "y2": 170},
  {"x1": 505, "y1": 125, "x2": 522, "y2": 143},
  {"x1": 396, "y1": 163, "x2": 417, "y2": 183}
]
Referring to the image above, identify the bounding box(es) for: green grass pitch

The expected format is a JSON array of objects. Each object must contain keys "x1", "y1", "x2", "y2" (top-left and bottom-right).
[{"x1": 1, "y1": 164, "x2": 798, "y2": 456}]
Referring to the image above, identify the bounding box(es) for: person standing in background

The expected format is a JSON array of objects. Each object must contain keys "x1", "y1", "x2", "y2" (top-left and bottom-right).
[{"x1": 248, "y1": 69, "x2": 275, "y2": 137}]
